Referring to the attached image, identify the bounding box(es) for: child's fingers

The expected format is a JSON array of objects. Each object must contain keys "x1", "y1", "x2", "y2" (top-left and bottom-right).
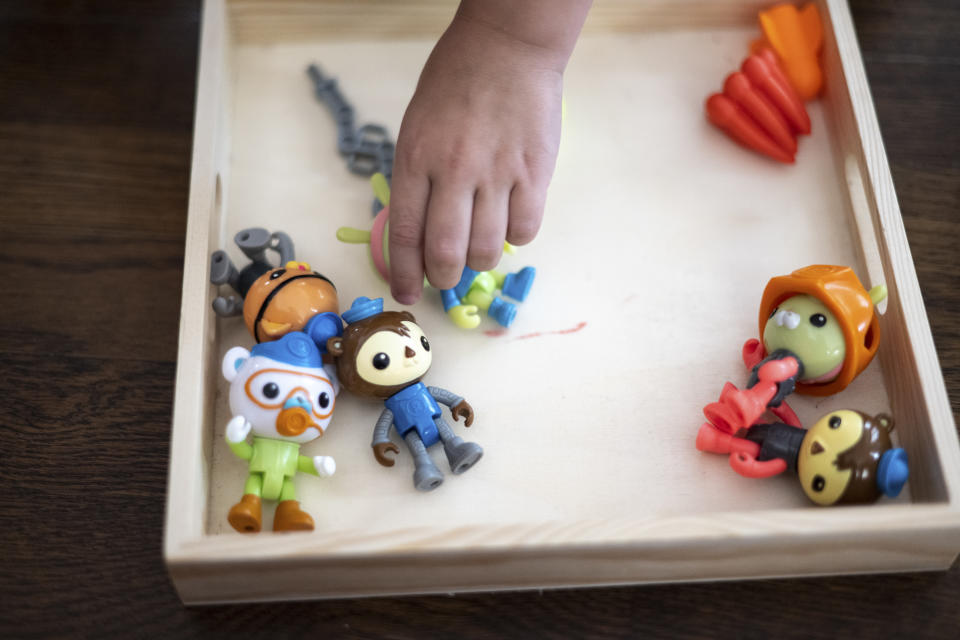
[
  {"x1": 388, "y1": 171, "x2": 431, "y2": 305},
  {"x1": 506, "y1": 181, "x2": 546, "y2": 246},
  {"x1": 423, "y1": 182, "x2": 472, "y2": 290},
  {"x1": 466, "y1": 185, "x2": 508, "y2": 272}
]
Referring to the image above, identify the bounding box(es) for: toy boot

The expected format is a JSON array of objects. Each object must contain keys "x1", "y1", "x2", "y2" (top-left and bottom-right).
[
  {"x1": 273, "y1": 500, "x2": 315, "y2": 532},
  {"x1": 444, "y1": 438, "x2": 483, "y2": 475},
  {"x1": 501, "y1": 266, "x2": 535, "y2": 302},
  {"x1": 405, "y1": 431, "x2": 444, "y2": 491},
  {"x1": 228, "y1": 494, "x2": 262, "y2": 533},
  {"x1": 488, "y1": 297, "x2": 517, "y2": 327}
]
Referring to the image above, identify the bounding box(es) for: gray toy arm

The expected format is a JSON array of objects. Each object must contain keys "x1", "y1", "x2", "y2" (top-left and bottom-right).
[
  {"x1": 372, "y1": 407, "x2": 400, "y2": 467},
  {"x1": 372, "y1": 408, "x2": 394, "y2": 445},
  {"x1": 427, "y1": 386, "x2": 463, "y2": 408},
  {"x1": 428, "y1": 387, "x2": 474, "y2": 427}
]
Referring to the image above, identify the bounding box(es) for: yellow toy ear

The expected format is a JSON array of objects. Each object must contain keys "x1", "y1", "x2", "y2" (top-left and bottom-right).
[
  {"x1": 371, "y1": 172, "x2": 391, "y2": 207},
  {"x1": 503, "y1": 242, "x2": 516, "y2": 255}
]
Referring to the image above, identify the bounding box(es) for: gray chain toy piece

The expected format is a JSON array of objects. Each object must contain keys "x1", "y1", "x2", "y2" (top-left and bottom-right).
[
  {"x1": 307, "y1": 64, "x2": 395, "y2": 214},
  {"x1": 210, "y1": 228, "x2": 295, "y2": 318}
]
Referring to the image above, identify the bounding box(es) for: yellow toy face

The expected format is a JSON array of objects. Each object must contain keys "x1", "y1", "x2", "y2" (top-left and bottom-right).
[
  {"x1": 355, "y1": 320, "x2": 432, "y2": 387},
  {"x1": 797, "y1": 409, "x2": 864, "y2": 505},
  {"x1": 763, "y1": 294, "x2": 845, "y2": 382}
]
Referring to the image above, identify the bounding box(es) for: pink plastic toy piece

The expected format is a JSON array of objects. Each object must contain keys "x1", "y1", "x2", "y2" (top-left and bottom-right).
[
  {"x1": 696, "y1": 423, "x2": 761, "y2": 458},
  {"x1": 729, "y1": 451, "x2": 788, "y2": 478},
  {"x1": 742, "y1": 338, "x2": 765, "y2": 369}
]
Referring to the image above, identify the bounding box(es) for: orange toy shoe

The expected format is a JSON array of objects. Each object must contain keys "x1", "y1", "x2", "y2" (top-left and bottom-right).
[
  {"x1": 273, "y1": 500, "x2": 315, "y2": 532},
  {"x1": 228, "y1": 494, "x2": 263, "y2": 533}
]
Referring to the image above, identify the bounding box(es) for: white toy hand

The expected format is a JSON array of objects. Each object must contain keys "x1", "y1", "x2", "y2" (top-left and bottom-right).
[
  {"x1": 226, "y1": 415, "x2": 252, "y2": 443},
  {"x1": 313, "y1": 455, "x2": 336, "y2": 478}
]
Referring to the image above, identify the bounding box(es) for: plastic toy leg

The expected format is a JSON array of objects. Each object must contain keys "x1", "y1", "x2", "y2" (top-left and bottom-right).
[
  {"x1": 435, "y1": 417, "x2": 483, "y2": 474},
  {"x1": 488, "y1": 297, "x2": 518, "y2": 327},
  {"x1": 272, "y1": 477, "x2": 314, "y2": 532},
  {"x1": 703, "y1": 382, "x2": 774, "y2": 434},
  {"x1": 728, "y1": 451, "x2": 788, "y2": 479},
  {"x1": 695, "y1": 423, "x2": 761, "y2": 459},
  {"x1": 404, "y1": 431, "x2": 444, "y2": 491},
  {"x1": 501, "y1": 266, "x2": 536, "y2": 302}
]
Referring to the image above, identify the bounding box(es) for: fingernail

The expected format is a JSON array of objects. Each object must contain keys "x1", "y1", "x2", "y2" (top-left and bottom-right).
[{"x1": 394, "y1": 291, "x2": 419, "y2": 305}]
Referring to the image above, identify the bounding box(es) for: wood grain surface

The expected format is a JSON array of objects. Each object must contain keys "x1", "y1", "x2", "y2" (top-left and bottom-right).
[{"x1": 0, "y1": 0, "x2": 957, "y2": 637}]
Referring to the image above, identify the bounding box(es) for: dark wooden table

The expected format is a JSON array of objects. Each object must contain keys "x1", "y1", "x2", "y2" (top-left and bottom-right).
[{"x1": 1, "y1": 1, "x2": 957, "y2": 637}]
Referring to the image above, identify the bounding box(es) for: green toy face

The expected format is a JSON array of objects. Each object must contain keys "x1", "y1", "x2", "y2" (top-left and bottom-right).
[{"x1": 763, "y1": 294, "x2": 845, "y2": 382}]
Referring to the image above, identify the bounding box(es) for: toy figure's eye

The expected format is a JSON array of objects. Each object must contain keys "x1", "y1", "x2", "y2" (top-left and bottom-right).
[
  {"x1": 270, "y1": 269, "x2": 285, "y2": 280},
  {"x1": 262, "y1": 382, "x2": 279, "y2": 399},
  {"x1": 318, "y1": 392, "x2": 330, "y2": 409},
  {"x1": 829, "y1": 415, "x2": 841, "y2": 429},
  {"x1": 812, "y1": 475, "x2": 826, "y2": 492},
  {"x1": 810, "y1": 313, "x2": 827, "y2": 327},
  {"x1": 769, "y1": 307, "x2": 778, "y2": 319},
  {"x1": 420, "y1": 336, "x2": 430, "y2": 352},
  {"x1": 373, "y1": 353, "x2": 390, "y2": 370}
]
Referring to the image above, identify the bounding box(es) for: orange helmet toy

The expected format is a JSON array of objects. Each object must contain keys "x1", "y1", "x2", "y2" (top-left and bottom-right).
[{"x1": 758, "y1": 265, "x2": 887, "y2": 396}]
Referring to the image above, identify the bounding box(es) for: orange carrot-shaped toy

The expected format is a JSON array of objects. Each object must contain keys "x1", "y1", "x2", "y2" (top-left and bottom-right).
[
  {"x1": 723, "y1": 71, "x2": 796, "y2": 155},
  {"x1": 706, "y1": 49, "x2": 811, "y2": 163},
  {"x1": 706, "y1": 94, "x2": 795, "y2": 164},
  {"x1": 754, "y1": 2, "x2": 823, "y2": 101},
  {"x1": 742, "y1": 49, "x2": 811, "y2": 135}
]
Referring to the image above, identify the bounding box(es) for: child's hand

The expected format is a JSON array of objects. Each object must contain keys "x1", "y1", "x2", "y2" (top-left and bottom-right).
[{"x1": 388, "y1": 1, "x2": 590, "y2": 304}]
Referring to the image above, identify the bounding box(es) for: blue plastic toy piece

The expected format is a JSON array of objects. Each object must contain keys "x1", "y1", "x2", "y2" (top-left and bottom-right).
[
  {"x1": 502, "y1": 266, "x2": 536, "y2": 302},
  {"x1": 877, "y1": 447, "x2": 909, "y2": 497},
  {"x1": 250, "y1": 331, "x2": 323, "y2": 369},
  {"x1": 342, "y1": 296, "x2": 384, "y2": 324},
  {"x1": 488, "y1": 297, "x2": 517, "y2": 327}
]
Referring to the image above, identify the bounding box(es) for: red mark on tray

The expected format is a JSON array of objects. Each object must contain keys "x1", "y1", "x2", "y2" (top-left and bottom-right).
[{"x1": 485, "y1": 321, "x2": 587, "y2": 340}]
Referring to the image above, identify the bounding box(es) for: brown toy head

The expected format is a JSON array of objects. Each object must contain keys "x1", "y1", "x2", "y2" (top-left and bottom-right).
[
  {"x1": 242, "y1": 261, "x2": 339, "y2": 343},
  {"x1": 797, "y1": 409, "x2": 898, "y2": 505},
  {"x1": 327, "y1": 303, "x2": 433, "y2": 400}
]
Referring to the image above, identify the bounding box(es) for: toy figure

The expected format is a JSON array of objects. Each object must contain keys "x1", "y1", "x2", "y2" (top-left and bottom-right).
[
  {"x1": 210, "y1": 227, "x2": 342, "y2": 350},
  {"x1": 221, "y1": 331, "x2": 338, "y2": 532},
  {"x1": 327, "y1": 297, "x2": 483, "y2": 491},
  {"x1": 702, "y1": 265, "x2": 887, "y2": 435},
  {"x1": 696, "y1": 408, "x2": 908, "y2": 506},
  {"x1": 336, "y1": 174, "x2": 535, "y2": 329}
]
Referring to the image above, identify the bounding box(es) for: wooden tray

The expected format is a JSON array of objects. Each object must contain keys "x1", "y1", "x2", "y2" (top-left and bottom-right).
[{"x1": 164, "y1": 0, "x2": 960, "y2": 605}]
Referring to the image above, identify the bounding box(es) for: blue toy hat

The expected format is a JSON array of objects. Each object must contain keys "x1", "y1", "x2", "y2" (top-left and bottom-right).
[
  {"x1": 876, "y1": 448, "x2": 909, "y2": 498},
  {"x1": 250, "y1": 331, "x2": 323, "y2": 368},
  {"x1": 342, "y1": 296, "x2": 384, "y2": 325}
]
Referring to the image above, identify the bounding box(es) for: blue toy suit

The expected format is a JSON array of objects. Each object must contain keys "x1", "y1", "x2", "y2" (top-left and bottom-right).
[{"x1": 384, "y1": 382, "x2": 441, "y2": 448}]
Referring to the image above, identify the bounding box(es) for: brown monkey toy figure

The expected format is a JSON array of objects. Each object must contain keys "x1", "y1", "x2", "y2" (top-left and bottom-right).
[{"x1": 327, "y1": 297, "x2": 483, "y2": 491}]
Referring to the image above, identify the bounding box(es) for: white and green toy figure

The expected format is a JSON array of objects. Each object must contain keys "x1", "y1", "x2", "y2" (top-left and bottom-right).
[
  {"x1": 336, "y1": 173, "x2": 536, "y2": 330},
  {"x1": 221, "y1": 331, "x2": 338, "y2": 533}
]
